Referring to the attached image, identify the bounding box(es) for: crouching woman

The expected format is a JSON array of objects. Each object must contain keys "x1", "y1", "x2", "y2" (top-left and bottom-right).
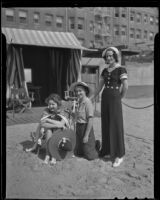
[{"x1": 26, "y1": 93, "x2": 69, "y2": 165}]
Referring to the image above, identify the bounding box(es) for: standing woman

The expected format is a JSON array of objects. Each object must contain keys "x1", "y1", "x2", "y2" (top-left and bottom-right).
[{"x1": 90, "y1": 47, "x2": 128, "y2": 167}]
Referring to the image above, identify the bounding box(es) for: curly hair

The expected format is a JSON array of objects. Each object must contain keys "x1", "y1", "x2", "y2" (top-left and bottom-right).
[{"x1": 45, "y1": 93, "x2": 62, "y2": 107}]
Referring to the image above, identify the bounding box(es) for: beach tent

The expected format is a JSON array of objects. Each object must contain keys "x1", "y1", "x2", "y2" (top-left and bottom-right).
[{"x1": 2, "y1": 27, "x2": 91, "y2": 103}]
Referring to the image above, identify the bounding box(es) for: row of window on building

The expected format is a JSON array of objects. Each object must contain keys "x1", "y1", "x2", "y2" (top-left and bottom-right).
[
  {"x1": 94, "y1": 7, "x2": 158, "y2": 26},
  {"x1": 4, "y1": 8, "x2": 157, "y2": 48},
  {"x1": 5, "y1": 8, "x2": 87, "y2": 30},
  {"x1": 5, "y1": 8, "x2": 158, "y2": 29},
  {"x1": 114, "y1": 7, "x2": 158, "y2": 26},
  {"x1": 113, "y1": 26, "x2": 154, "y2": 41}
]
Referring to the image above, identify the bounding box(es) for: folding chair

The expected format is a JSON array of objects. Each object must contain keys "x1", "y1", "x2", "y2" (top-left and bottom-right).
[{"x1": 10, "y1": 87, "x2": 34, "y2": 117}]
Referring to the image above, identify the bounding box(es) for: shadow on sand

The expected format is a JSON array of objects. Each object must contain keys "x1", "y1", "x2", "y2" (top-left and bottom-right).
[{"x1": 20, "y1": 140, "x2": 46, "y2": 161}]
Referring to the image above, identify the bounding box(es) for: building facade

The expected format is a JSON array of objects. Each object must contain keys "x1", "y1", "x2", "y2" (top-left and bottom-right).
[{"x1": 1, "y1": 7, "x2": 159, "y2": 50}]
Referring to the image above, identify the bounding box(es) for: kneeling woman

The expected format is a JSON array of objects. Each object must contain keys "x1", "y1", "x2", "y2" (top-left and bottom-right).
[{"x1": 70, "y1": 82, "x2": 99, "y2": 160}]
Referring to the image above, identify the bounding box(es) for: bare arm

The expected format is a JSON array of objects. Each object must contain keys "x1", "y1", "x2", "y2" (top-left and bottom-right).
[
  {"x1": 90, "y1": 78, "x2": 105, "y2": 101},
  {"x1": 41, "y1": 118, "x2": 66, "y2": 128},
  {"x1": 120, "y1": 79, "x2": 128, "y2": 99},
  {"x1": 83, "y1": 117, "x2": 93, "y2": 143}
]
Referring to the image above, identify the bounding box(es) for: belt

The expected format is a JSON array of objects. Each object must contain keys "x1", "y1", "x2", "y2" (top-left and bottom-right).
[{"x1": 105, "y1": 86, "x2": 119, "y2": 89}]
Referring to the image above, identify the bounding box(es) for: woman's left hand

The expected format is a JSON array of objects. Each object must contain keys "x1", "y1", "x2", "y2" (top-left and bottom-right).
[{"x1": 83, "y1": 136, "x2": 89, "y2": 143}]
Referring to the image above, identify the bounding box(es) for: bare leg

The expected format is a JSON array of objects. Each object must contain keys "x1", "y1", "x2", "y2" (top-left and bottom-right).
[
  {"x1": 26, "y1": 125, "x2": 44, "y2": 152},
  {"x1": 43, "y1": 129, "x2": 52, "y2": 164}
]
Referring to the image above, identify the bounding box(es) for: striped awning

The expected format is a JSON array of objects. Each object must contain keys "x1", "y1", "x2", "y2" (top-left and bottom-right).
[{"x1": 2, "y1": 27, "x2": 87, "y2": 50}]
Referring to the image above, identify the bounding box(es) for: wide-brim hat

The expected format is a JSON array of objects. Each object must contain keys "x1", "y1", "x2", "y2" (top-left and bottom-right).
[
  {"x1": 48, "y1": 129, "x2": 76, "y2": 161},
  {"x1": 69, "y1": 81, "x2": 92, "y2": 97},
  {"x1": 102, "y1": 46, "x2": 120, "y2": 63}
]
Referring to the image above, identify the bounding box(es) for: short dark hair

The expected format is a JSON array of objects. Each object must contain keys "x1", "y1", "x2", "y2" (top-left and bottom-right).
[{"x1": 45, "y1": 93, "x2": 62, "y2": 107}]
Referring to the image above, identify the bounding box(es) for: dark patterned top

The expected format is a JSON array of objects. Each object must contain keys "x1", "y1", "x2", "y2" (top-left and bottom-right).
[
  {"x1": 41, "y1": 108, "x2": 69, "y2": 127},
  {"x1": 101, "y1": 66, "x2": 128, "y2": 88}
]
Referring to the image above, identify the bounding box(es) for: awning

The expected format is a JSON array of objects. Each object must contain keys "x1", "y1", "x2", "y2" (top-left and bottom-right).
[
  {"x1": 82, "y1": 57, "x2": 104, "y2": 66},
  {"x1": 2, "y1": 27, "x2": 88, "y2": 50},
  {"x1": 121, "y1": 49, "x2": 140, "y2": 56}
]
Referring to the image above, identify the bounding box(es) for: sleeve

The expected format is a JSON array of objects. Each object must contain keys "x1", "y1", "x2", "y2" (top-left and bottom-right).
[
  {"x1": 119, "y1": 67, "x2": 128, "y2": 80},
  {"x1": 85, "y1": 99, "x2": 94, "y2": 119}
]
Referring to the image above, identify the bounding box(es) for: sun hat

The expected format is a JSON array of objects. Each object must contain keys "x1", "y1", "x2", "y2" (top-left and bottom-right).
[
  {"x1": 69, "y1": 81, "x2": 92, "y2": 97},
  {"x1": 102, "y1": 46, "x2": 120, "y2": 63},
  {"x1": 48, "y1": 129, "x2": 76, "y2": 161}
]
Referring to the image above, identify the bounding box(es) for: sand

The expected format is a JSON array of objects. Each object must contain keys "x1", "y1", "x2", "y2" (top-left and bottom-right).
[{"x1": 6, "y1": 97, "x2": 154, "y2": 199}]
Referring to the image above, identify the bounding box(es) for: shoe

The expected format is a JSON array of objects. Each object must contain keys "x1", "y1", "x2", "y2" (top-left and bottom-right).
[
  {"x1": 112, "y1": 157, "x2": 123, "y2": 167},
  {"x1": 43, "y1": 155, "x2": 50, "y2": 164},
  {"x1": 25, "y1": 148, "x2": 33, "y2": 152},
  {"x1": 50, "y1": 158, "x2": 56, "y2": 165}
]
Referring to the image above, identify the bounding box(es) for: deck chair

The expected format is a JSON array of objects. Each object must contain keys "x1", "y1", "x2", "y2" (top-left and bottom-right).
[{"x1": 10, "y1": 87, "x2": 34, "y2": 117}]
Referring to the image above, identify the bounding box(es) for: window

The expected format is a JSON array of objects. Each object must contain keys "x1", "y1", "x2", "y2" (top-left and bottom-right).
[
  {"x1": 56, "y1": 16, "x2": 63, "y2": 28},
  {"x1": 130, "y1": 11, "x2": 135, "y2": 22},
  {"x1": 33, "y1": 12, "x2": 40, "y2": 24},
  {"x1": 130, "y1": 28, "x2": 135, "y2": 38},
  {"x1": 149, "y1": 32, "x2": 154, "y2": 41},
  {"x1": 78, "y1": 18, "x2": 84, "y2": 30},
  {"x1": 144, "y1": 14, "x2": 148, "y2": 24},
  {"x1": 19, "y1": 10, "x2": 28, "y2": 23},
  {"x1": 106, "y1": 24, "x2": 110, "y2": 33},
  {"x1": 89, "y1": 21, "x2": 94, "y2": 32},
  {"x1": 136, "y1": 13, "x2": 141, "y2": 23},
  {"x1": 114, "y1": 25, "x2": 119, "y2": 36},
  {"x1": 136, "y1": 29, "x2": 141, "y2": 39},
  {"x1": 149, "y1": 16, "x2": 154, "y2": 25},
  {"x1": 144, "y1": 30, "x2": 148, "y2": 40},
  {"x1": 69, "y1": 17, "x2": 75, "y2": 29},
  {"x1": 121, "y1": 7, "x2": 127, "y2": 18},
  {"x1": 97, "y1": 23, "x2": 102, "y2": 30},
  {"x1": 114, "y1": 8, "x2": 120, "y2": 17},
  {"x1": 121, "y1": 26, "x2": 127, "y2": 36},
  {"x1": 45, "y1": 14, "x2": 53, "y2": 26},
  {"x1": 5, "y1": 8, "x2": 14, "y2": 22}
]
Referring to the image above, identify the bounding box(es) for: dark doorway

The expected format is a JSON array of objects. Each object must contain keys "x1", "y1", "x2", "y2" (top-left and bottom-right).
[{"x1": 20, "y1": 45, "x2": 53, "y2": 106}]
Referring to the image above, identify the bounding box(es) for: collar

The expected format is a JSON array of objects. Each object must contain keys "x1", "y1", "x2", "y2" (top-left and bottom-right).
[
  {"x1": 107, "y1": 63, "x2": 120, "y2": 72},
  {"x1": 78, "y1": 96, "x2": 88, "y2": 104}
]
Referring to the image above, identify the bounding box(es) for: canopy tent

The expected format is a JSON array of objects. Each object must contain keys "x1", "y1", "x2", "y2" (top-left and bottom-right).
[
  {"x1": 2, "y1": 27, "x2": 91, "y2": 102},
  {"x1": 83, "y1": 45, "x2": 140, "y2": 58},
  {"x1": 2, "y1": 27, "x2": 88, "y2": 50}
]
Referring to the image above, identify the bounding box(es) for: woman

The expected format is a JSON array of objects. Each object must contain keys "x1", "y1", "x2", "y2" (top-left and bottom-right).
[
  {"x1": 69, "y1": 82, "x2": 99, "y2": 160},
  {"x1": 26, "y1": 93, "x2": 69, "y2": 165},
  {"x1": 90, "y1": 47, "x2": 128, "y2": 167}
]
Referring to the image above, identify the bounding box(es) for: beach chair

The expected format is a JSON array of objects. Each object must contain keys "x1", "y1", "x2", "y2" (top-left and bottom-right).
[{"x1": 10, "y1": 87, "x2": 34, "y2": 117}]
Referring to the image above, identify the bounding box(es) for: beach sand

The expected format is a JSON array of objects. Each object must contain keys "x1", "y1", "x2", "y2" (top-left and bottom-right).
[{"x1": 6, "y1": 97, "x2": 154, "y2": 199}]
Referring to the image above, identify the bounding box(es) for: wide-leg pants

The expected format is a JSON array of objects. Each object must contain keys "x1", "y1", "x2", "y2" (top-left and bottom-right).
[{"x1": 101, "y1": 87, "x2": 125, "y2": 159}]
